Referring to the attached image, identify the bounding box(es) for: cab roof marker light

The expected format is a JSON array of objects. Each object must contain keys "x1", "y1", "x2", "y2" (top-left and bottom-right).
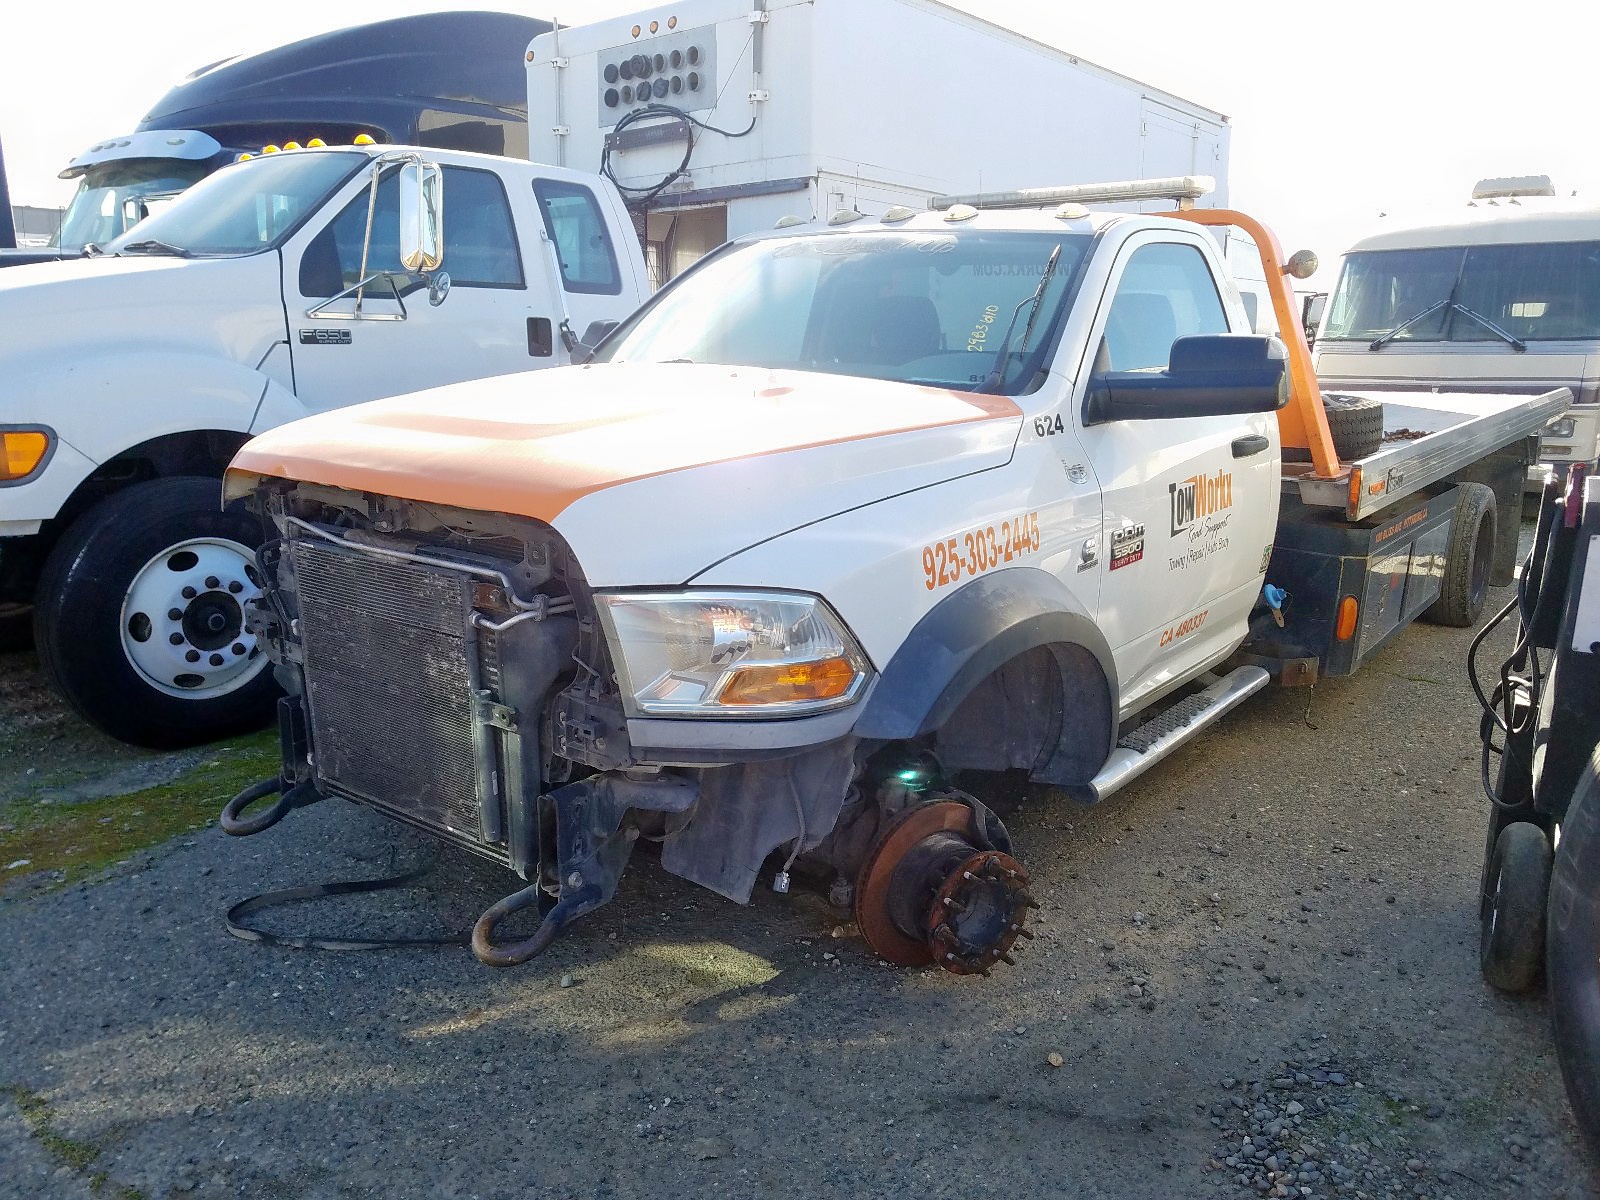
[
  {"x1": 306, "y1": 138, "x2": 326, "y2": 148},
  {"x1": 934, "y1": 175, "x2": 1215, "y2": 211},
  {"x1": 828, "y1": 209, "x2": 864, "y2": 226},
  {"x1": 942, "y1": 203, "x2": 979, "y2": 223},
  {"x1": 236, "y1": 153, "x2": 254, "y2": 161},
  {"x1": 353, "y1": 133, "x2": 375, "y2": 146},
  {"x1": 774, "y1": 214, "x2": 808, "y2": 228},
  {"x1": 1055, "y1": 202, "x2": 1090, "y2": 220},
  {"x1": 282, "y1": 141, "x2": 302, "y2": 151},
  {"x1": 261, "y1": 144, "x2": 281, "y2": 154},
  {"x1": 880, "y1": 205, "x2": 917, "y2": 223}
]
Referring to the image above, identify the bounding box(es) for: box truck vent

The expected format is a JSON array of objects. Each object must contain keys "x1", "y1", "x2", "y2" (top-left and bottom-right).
[{"x1": 598, "y1": 29, "x2": 717, "y2": 119}]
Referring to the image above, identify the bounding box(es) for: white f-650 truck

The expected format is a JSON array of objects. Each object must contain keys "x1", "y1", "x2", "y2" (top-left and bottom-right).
[
  {"x1": 0, "y1": 144, "x2": 650, "y2": 745},
  {"x1": 218, "y1": 178, "x2": 1564, "y2": 974}
]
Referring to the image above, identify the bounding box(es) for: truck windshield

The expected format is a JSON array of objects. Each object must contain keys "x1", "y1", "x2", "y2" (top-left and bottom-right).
[
  {"x1": 1323, "y1": 241, "x2": 1600, "y2": 344},
  {"x1": 596, "y1": 230, "x2": 1092, "y2": 394},
  {"x1": 56, "y1": 160, "x2": 212, "y2": 253},
  {"x1": 101, "y1": 151, "x2": 367, "y2": 258}
]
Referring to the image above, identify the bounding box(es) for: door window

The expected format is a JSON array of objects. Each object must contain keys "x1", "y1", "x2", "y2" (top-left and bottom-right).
[
  {"x1": 300, "y1": 165, "x2": 525, "y2": 297},
  {"x1": 1101, "y1": 242, "x2": 1230, "y2": 372},
  {"x1": 533, "y1": 179, "x2": 622, "y2": 295}
]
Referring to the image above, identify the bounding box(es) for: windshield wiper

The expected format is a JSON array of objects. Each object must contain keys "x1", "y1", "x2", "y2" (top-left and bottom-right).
[
  {"x1": 978, "y1": 243, "x2": 1064, "y2": 392},
  {"x1": 1368, "y1": 298, "x2": 1449, "y2": 350},
  {"x1": 1447, "y1": 302, "x2": 1527, "y2": 352},
  {"x1": 116, "y1": 238, "x2": 191, "y2": 258}
]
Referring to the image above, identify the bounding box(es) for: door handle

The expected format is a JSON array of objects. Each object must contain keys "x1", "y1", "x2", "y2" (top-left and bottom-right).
[{"x1": 1231, "y1": 434, "x2": 1270, "y2": 458}]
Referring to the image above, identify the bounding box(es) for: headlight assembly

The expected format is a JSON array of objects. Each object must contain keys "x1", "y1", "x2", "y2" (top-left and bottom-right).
[{"x1": 595, "y1": 590, "x2": 871, "y2": 718}]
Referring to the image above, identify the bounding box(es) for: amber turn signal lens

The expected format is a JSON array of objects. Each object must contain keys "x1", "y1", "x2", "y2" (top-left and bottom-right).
[
  {"x1": 0, "y1": 430, "x2": 50, "y2": 481},
  {"x1": 718, "y1": 657, "x2": 858, "y2": 706},
  {"x1": 1334, "y1": 595, "x2": 1359, "y2": 641}
]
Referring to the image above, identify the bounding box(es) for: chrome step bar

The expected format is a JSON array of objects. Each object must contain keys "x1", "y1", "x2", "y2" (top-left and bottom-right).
[{"x1": 1068, "y1": 665, "x2": 1270, "y2": 804}]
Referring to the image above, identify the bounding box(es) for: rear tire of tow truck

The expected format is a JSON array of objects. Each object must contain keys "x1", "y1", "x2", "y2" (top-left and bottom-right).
[
  {"x1": 1424, "y1": 482, "x2": 1497, "y2": 628},
  {"x1": 33, "y1": 476, "x2": 279, "y2": 749},
  {"x1": 1479, "y1": 820, "x2": 1552, "y2": 994},
  {"x1": 1548, "y1": 756, "x2": 1600, "y2": 1156}
]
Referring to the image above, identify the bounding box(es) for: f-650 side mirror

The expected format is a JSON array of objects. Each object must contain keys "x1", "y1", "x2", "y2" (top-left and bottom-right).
[
  {"x1": 1085, "y1": 334, "x2": 1289, "y2": 424},
  {"x1": 398, "y1": 160, "x2": 444, "y2": 274}
]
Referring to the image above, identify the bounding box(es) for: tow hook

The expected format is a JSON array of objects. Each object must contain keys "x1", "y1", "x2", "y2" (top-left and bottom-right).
[
  {"x1": 219, "y1": 776, "x2": 323, "y2": 836},
  {"x1": 854, "y1": 799, "x2": 1038, "y2": 975}
]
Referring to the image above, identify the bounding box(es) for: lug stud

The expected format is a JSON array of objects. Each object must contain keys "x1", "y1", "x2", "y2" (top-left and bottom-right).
[
  {"x1": 1000, "y1": 952, "x2": 1017, "y2": 966},
  {"x1": 1015, "y1": 927, "x2": 1035, "y2": 940}
]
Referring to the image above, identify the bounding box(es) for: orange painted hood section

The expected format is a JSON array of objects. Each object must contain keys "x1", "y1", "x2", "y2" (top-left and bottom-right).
[{"x1": 228, "y1": 364, "x2": 1021, "y2": 522}]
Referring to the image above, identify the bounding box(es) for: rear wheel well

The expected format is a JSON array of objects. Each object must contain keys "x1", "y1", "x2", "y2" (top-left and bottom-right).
[{"x1": 932, "y1": 642, "x2": 1115, "y2": 789}]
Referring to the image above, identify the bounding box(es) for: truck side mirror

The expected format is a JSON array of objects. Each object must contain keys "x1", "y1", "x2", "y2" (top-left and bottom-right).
[
  {"x1": 398, "y1": 161, "x2": 444, "y2": 274},
  {"x1": 1085, "y1": 334, "x2": 1288, "y2": 423},
  {"x1": 571, "y1": 319, "x2": 621, "y2": 363}
]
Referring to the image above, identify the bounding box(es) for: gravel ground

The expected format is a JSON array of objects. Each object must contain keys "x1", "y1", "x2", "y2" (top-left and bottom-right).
[{"x1": 2, "y1": 579, "x2": 1597, "y2": 1200}]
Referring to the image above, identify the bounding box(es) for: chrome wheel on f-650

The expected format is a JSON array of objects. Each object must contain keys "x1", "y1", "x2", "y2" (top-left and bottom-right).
[
  {"x1": 120, "y1": 536, "x2": 263, "y2": 698},
  {"x1": 35, "y1": 476, "x2": 279, "y2": 748}
]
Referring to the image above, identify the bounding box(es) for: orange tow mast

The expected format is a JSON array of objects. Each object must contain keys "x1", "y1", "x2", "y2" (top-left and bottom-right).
[{"x1": 1166, "y1": 208, "x2": 1344, "y2": 482}]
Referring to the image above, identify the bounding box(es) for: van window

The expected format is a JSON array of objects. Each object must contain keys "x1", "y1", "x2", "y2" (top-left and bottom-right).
[
  {"x1": 532, "y1": 179, "x2": 622, "y2": 295},
  {"x1": 1101, "y1": 242, "x2": 1231, "y2": 372},
  {"x1": 1323, "y1": 241, "x2": 1600, "y2": 343},
  {"x1": 300, "y1": 165, "x2": 524, "y2": 297}
]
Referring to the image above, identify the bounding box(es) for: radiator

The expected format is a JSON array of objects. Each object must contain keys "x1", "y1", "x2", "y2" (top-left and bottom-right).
[{"x1": 289, "y1": 536, "x2": 498, "y2": 851}]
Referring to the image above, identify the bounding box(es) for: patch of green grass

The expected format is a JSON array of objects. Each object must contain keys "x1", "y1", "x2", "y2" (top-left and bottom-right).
[
  {"x1": 0, "y1": 730, "x2": 277, "y2": 891},
  {"x1": 2, "y1": 1083, "x2": 104, "y2": 1175}
]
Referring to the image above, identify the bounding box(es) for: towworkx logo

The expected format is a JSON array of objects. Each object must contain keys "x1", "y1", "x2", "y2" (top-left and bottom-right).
[{"x1": 1169, "y1": 469, "x2": 1233, "y2": 536}]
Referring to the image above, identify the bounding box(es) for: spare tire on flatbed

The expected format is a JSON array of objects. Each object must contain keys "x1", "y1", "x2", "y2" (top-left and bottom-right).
[{"x1": 1284, "y1": 393, "x2": 1385, "y2": 463}]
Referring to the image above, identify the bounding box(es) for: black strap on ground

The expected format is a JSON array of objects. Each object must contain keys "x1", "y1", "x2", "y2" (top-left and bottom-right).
[{"x1": 224, "y1": 869, "x2": 472, "y2": 951}]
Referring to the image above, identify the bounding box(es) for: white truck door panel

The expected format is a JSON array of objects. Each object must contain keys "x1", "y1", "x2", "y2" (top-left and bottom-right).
[
  {"x1": 529, "y1": 175, "x2": 645, "y2": 346},
  {"x1": 1072, "y1": 234, "x2": 1277, "y2": 708},
  {"x1": 284, "y1": 164, "x2": 551, "y2": 413}
]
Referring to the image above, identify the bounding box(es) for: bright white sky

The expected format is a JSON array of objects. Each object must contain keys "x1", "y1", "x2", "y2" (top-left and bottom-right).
[{"x1": 3, "y1": 0, "x2": 1597, "y2": 290}]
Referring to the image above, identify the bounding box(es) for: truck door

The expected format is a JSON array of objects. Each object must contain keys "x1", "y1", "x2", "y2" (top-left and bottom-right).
[
  {"x1": 529, "y1": 176, "x2": 637, "y2": 345},
  {"x1": 283, "y1": 164, "x2": 553, "y2": 412},
  {"x1": 1073, "y1": 233, "x2": 1279, "y2": 710}
]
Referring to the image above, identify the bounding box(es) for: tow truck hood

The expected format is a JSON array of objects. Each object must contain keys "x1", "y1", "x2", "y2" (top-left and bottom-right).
[{"x1": 229, "y1": 363, "x2": 1023, "y2": 584}]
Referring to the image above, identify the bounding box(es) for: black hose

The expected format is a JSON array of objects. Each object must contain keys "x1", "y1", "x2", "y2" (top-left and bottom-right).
[
  {"x1": 225, "y1": 869, "x2": 471, "y2": 951},
  {"x1": 600, "y1": 102, "x2": 760, "y2": 210}
]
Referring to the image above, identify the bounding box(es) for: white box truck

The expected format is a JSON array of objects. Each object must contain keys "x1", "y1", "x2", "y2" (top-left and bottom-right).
[{"x1": 527, "y1": 0, "x2": 1232, "y2": 284}]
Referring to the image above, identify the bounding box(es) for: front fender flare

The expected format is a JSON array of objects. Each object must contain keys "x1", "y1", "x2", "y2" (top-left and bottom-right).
[{"x1": 853, "y1": 566, "x2": 1117, "y2": 758}]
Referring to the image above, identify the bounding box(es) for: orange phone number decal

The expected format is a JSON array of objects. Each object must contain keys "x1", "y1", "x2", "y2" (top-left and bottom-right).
[{"x1": 923, "y1": 513, "x2": 1041, "y2": 590}]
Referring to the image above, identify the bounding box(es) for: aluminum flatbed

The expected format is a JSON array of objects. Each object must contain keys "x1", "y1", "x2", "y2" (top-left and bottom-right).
[{"x1": 1290, "y1": 387, "x2": 1571, "y2": 521}]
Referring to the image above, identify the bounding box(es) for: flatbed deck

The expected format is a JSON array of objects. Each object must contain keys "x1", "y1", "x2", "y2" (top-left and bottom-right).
[{"x1": 1290, "y1": 387, "x2": 1570, "y2": 521}]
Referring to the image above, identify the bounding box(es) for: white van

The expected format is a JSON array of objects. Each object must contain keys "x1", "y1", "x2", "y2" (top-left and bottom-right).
[{"x1": 1312, "y1": 177, "x2": 1600, "y2": 476}]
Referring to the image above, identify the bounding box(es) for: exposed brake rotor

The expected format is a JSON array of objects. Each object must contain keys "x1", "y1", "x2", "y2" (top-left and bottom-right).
[{"x1": 854, "y1": 799, "x2": 1038, "y2": 976}]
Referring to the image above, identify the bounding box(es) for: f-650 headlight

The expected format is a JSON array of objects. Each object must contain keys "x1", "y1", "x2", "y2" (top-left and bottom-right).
[{"x1": 595, "y1": 591, "x2": 871, "y2": 718}]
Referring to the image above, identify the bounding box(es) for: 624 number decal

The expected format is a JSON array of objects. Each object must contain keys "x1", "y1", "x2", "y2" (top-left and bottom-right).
[{"x1": 922, "y1": 513, "x2": 1041, "y2": 590}]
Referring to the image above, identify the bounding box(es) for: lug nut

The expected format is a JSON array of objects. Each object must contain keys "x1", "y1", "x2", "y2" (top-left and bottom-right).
[
  {"x1": 181, "y1": 586, "x2": 197, "y2": 599},
  {"x1": 168, "y1": 633, "x2": 183, "y2": 645},
  {"x1": 205, "y1": 576, "x2": 219, "y2": 589},
  {"x1": 228, "y1": 581, "x2": 243, "y2": 594},
  {"x1": 167, "y1": 608, "x2": 183, "y2": 620}
]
